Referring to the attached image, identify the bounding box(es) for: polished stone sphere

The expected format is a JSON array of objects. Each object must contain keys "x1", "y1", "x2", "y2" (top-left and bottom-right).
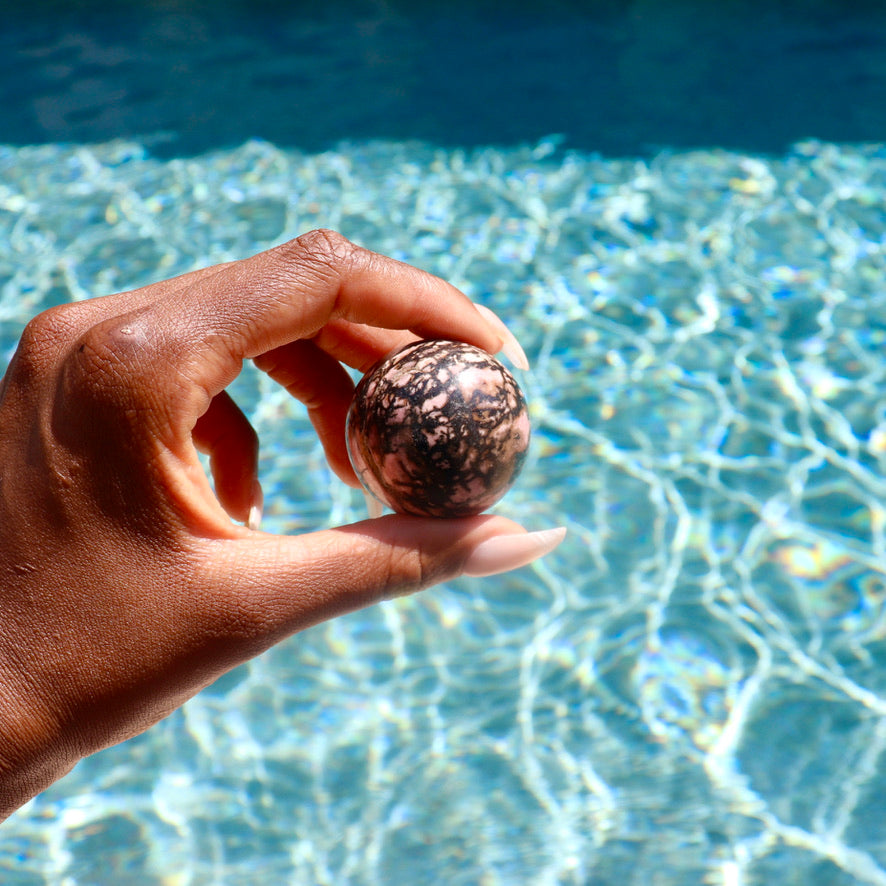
[{"x1": 346, "y1": 339, "x2": 531, "y2": 517}]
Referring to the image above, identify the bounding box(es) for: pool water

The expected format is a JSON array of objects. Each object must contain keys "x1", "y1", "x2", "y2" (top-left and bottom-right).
[{"x1": 3, "y1": 3, "x2": 886, "y2": 885}]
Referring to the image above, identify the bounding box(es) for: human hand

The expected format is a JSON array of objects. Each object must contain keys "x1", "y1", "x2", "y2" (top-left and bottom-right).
[{"x1": 0, "y1": 231, "x2": 564, "y2": 819}]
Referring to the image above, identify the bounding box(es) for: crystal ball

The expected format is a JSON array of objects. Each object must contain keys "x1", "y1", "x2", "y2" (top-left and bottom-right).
[{"x1": 346, "y1": 339, "x2": 531, "y2": 517}]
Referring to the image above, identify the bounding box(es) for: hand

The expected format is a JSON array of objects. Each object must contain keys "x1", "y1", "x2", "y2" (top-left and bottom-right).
[{"x1": 0, "y1": 231, "x2": 564, "y2": 819}]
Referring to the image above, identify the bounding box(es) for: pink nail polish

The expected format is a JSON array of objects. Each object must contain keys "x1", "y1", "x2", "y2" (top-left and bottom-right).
[
  {"x1": 247, "y1": 480, "x2": 264, "y2": 530},
  {"x1": 463, "y1": 527, "x2": 566, "y2": 577},
  {"x1": 474, "y1": 304, "x2": 531, "y2": 371}
]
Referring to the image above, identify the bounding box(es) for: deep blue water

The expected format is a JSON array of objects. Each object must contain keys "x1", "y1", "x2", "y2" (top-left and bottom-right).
[{"x1": 2, "y1": 0, "x2": 886, "y2": 156}]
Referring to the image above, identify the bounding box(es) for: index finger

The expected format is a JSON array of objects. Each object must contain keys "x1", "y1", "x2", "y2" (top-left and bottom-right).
[{"x1": 162, "y1": 230, "x2": 505, "y2": 397}]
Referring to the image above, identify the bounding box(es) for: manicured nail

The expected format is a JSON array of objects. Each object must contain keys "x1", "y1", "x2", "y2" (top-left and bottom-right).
[
  {"x1": 474, "y1": 304, "x2": 530, "y2": 370},
  {"x1": 247, "y1": 480, "x2": 264, "y2": 530},
  {"x1": 463, "y1": 527, "x2": 566, "y2": 577}
]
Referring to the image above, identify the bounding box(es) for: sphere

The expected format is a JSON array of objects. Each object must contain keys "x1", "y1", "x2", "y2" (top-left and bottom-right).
[{"x1": 346, "y1": 339, "x2": 531, "y2": 517}]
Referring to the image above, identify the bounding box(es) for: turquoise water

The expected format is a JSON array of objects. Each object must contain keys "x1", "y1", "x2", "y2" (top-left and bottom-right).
[{"x1": 2, "y1": 136, "x2": 886, "y2": 883}]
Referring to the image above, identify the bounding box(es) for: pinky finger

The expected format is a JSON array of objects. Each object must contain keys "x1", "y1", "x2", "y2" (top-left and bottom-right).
[{"x1": 192, "y1": 390, "x2": 261, "y2": 525}]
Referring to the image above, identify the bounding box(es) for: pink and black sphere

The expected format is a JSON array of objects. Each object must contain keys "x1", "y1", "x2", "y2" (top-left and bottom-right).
[{"x1": 346, "y1": 340, "x2": 530, "y2": 517}]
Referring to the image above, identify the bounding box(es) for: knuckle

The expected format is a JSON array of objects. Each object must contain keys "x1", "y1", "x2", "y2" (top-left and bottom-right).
[
  {"x1": 62, "y1": 316, "x2": 153, "y2": 406},
  {"x1": 294, "y1": 228, "x2": 354, "y2": 261},
  {"x1": 272, "y1": 229, "x2": 361, "y2": 280},
  {"x1": 381, "y1": 543, "x2": 435, "y2": 593},
  {"x1": 12, "y1": 304, "x2": 84, "y2": 374},
  {"x1": 74, "y1": 319, "x2": 141, "y2": 372}
]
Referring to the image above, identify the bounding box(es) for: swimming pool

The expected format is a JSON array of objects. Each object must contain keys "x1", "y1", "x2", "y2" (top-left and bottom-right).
[{"x1": 3, "y1": 3, "x2": 886, "y2": 884}]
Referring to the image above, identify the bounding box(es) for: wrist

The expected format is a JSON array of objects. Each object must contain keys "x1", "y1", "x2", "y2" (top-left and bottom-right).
[{"x1": 0, "y1": 649, "x2": 80, "y2": 821}]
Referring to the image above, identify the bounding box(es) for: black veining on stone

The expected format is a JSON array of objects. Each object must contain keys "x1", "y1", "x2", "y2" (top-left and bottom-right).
[{"x1": 347, "y1": 339, "x2": 530, "y2": 517}]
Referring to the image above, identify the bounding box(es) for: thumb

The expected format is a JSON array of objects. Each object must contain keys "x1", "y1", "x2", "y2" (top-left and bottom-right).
[{"x1": 197, "y1": 516, "x2": 566, "y2": 649}]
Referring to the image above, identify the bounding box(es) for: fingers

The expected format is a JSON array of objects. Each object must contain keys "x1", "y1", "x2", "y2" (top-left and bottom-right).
[
  {"x1": 159, "y1": 230, "x2": 505, "y2": 398},
  {"x1": 308, "y1": 319, "x2": 416, "y2": 373},
  {"x1": 55, "y1": 234, "x2": 512, "y2": 482},
  {"x1": 194, "y1": 517, "x2": 566, "y2": 650},
  {"x1": 45, "y1": 233, "x2": 519, "y2": 535},
  {"x1": 192, "y1": 391, "x2": 260, "y2": 523},
  {"x1": 254, "y1": 340, "x2": 359, "y2": 486}
]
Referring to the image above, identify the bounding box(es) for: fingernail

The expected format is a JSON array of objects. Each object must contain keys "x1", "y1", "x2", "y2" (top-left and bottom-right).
[
  {"x1": 247, "y1": 480, "x2": 264, "y2": 530},
  {"x1": 474, "y1": 304, "x2": 530, "y2": 370},
  {"x1": 463, "y1": 527, "x2": 566, "y2": 577}
]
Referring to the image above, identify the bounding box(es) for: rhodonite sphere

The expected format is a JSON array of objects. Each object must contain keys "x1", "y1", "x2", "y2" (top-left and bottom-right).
[{"x1": 346, "y1": 339, "x2": 531, "y2": 517}]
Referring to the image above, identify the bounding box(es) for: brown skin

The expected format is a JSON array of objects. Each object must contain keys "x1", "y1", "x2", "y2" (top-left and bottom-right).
[{"x1": 0, "y1": 230, "x2": 526, "y2": 820}]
